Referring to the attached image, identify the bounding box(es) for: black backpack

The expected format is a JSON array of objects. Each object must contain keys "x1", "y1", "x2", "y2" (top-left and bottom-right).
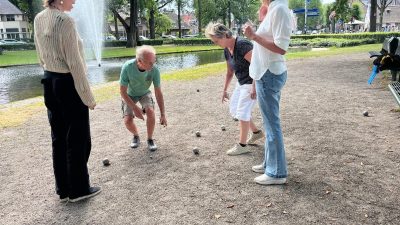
[{"x1": 373, "y1": 37, "x2": 400, "y2": 71}]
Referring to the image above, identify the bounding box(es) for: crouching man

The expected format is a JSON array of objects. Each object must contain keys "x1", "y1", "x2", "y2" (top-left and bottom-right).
[{"x1": 120, "y1": 45, "x2": 167, "y2": 151}]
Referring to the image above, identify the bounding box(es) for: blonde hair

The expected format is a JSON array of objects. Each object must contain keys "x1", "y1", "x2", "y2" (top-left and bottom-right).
[
  {"x1": 204, "y1": 22, "x2": 233, "y2": 39},
  {"x1": 136, "y1": 45, "x2": 156, "y2": 60},
  {"x1": 43, "y1": 0, "x2": 57, "y2": 7}
]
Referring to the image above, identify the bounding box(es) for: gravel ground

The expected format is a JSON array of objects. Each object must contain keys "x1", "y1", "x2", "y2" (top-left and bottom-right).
[{"x1": 0, "y1": 52, "x2": 399, "y2": 225}]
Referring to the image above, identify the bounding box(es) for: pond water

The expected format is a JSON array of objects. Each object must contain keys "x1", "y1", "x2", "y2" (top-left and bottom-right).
[{"x1": 0, "y1": 50, "x2": 225, "y2": 104}]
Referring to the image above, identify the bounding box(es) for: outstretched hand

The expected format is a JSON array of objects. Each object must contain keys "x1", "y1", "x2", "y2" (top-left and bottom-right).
[
  {"x1": 160, "y1": 115, "x2": 167, "y2": 127},
  {"x1": 222, "y1": 91, "x2": 229, "y2": 103}
]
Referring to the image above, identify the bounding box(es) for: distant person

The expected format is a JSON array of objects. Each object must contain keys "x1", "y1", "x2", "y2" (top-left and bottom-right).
[
  {"x1": 205, "y1": 22, "x2": 264, "y2": 156},
  {"x1": 120, "y1": 45, "x2": 167, "y2": 151},
  {"x1": 34, "y1": 0, "x2": 101, "y2": 202},
  {"x1": 243, "y1": 0, "x2": 292, "y2": 185}
]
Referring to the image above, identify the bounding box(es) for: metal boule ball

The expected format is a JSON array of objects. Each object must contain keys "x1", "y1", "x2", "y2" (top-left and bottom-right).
[
  {"x1": 221, "y1": 125, "x2": 226, "y2": 131},
  {"x1": 363, "y1": 111, "x2": 369, "y2": 117},
  {"x1": 195, "y1": 131, "x2": 201, "y2": 137},
  {"x1": 197, "y1": 89, "x2": 200, "y2": 92},
  {"x1": 102, "y1": 158, "x2": 110, "y2": 166},
  {"x1": 193, "y1": 147, "x2": 199, "y2": 155}
]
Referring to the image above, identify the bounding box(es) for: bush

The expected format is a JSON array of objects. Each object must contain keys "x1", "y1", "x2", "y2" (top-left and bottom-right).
[
  {"x1": 138, "y1": 39, "x2": 163, "y2": 46},
  {"x1": 103, "y1": 40, "x2": 127, "y2": 47},
  {"x1": 0, "y1": 43, "x2": 36, "y2": 50},
  {"x1": 290, "y1": 38, "x2": 377, "y2": 48},
  {"x1": 172, "y1": 38, "x2": 213, "y2": 45},
  {"x1": 291, "y1": 32, "x2": 400, "y2": 43}
]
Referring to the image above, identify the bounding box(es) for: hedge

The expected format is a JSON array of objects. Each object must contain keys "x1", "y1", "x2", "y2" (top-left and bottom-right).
[
  {"x1": 0, "y1": 43, "x2": 36, "y2": 50},
  {"x1": 172, "y1": 38, "x2": 213, "y2": 45},
  {"x1": 290, "y1": 38, "x2": 377, "y2": 48},
  {"x1": 291, "y1": 32, "x2": 400, "y2": 42}
]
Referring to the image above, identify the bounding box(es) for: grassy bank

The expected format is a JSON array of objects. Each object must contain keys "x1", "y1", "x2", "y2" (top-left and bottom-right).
[{"x1": 0, "y1": 44, "x2": 381, "y2": 129}]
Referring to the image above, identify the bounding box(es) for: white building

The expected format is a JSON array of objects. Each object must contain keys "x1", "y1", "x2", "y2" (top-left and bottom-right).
[{"x1": 0, "y1": 0, "x2": 30, "y2": 40}]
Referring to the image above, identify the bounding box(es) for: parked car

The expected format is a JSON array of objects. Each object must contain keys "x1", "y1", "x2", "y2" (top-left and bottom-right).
[
  {"x1": 104, "y1": 35, "x2": 116, "y2": 41},
  {"x1": 183, "y1": 34, "x2": 198, "y2": 38},
  {"x1": 161, "y1": 35, "x2": 177, "y2": 39},
  {"x1": 311, "y1": 30, "x2": 319, "y2": 35},
  {"x1": 0, "y1": 39, "x2": 27, "y2": 45},
  {"x1": 139, "y1": 35, "x2": 149, "y2": 41},
  {"x1": 119, "y1": 36, "x2": 127, "y2": 41}
]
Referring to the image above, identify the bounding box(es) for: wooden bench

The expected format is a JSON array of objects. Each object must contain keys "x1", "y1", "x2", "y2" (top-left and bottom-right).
[{"x1": 388, "y1": 81, "x2": 400, "y2": 106}]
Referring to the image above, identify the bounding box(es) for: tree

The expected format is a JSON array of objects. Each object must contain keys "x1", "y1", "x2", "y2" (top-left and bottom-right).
[
  {"x1": 155, "y1": 13, "x2": 173, "y2": 35},
  {"x1": 377, "y1": 0, "x2": 393, "y2": 31},
  {"x1": 177, "y1": 0, "x2": 182, "y2": 38},
  {"x1": 9, "y1": 0, "x2": 42, "y2": 23},
  {"x1": 193, "y1": 0, "x2": 259, "y2": 33},
  {"x1": 144, "y1": 0, "x2": 173, "y2": 39},
  {"x1": 370, "y1": 0, "x2": 377, "y2": 31},
  {"x1": 108, "y1": 0, "x2": 142, "y2": 47},
  {"x1": 197, "y1": 0, "x2": 202, "y2": 34}
]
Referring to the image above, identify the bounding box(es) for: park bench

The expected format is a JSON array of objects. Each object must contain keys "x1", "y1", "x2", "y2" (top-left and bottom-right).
[
  {"x1": 368, "y1": 37, "x2": 400, "y2": 106},
  {"x1": 388, "y1": 81, "x2": 400, "y2": 106}
]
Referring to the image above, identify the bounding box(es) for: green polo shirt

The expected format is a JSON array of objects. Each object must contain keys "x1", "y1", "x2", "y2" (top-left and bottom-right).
[{"x1": 119, "y1": 59, "x2": 161, "y2": 97}]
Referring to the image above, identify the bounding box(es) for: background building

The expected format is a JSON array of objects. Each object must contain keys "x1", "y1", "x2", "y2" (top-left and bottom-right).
[{"x1": 0, "y1": 0, "x2": 30, "y2": 40}]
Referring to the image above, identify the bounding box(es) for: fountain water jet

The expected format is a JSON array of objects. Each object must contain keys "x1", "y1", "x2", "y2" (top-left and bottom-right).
[{"x1": 70, "y1": 0, "x2": 105, "y2": 66}]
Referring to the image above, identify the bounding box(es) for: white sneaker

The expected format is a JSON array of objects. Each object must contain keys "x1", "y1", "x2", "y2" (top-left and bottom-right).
[
  {"x1": 252, "y1": 164, "x2": 265, "y2": 173},
  {"x1": 254, "y1": 174, "x2": 287, "y2": 185},
  {"x1": 226, "y1": 144, "x2": 250, "y2": 156},
  {"x1": 247, "y1": 131, "x2": 264, "y2": 144}
]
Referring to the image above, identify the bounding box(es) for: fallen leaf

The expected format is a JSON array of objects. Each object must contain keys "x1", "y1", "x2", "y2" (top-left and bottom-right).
[
  {"x1": 325, "y1": 190, "x2": 331, "y2": 194},
  {"x1": 283, "y1": 211, "x2": 288, "y2": 214},
  {"x1": 267, "y1": 203, "x2": 272, "y2": 207},
  {"x1": 227, "y1": 204, "x2": 234, "y2": 208},
  {"x1": 215, "y1": 214, "x2": 221, "y2": 219}
]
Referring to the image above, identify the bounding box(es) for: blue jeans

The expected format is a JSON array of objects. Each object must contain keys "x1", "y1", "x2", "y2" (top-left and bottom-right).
[{"x1": 256, "y1": 70, "x2": 287, "y2": 178}]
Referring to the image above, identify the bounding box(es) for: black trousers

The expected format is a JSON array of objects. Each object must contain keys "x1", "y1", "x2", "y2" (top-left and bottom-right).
[{"x1": 41, "y1": 71, "x2": 91, "y2": 198}]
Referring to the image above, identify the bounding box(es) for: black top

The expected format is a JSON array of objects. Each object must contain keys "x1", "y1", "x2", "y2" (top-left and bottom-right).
[{"x1": 224, "y1": 37, "x2": 253, "y2": 85}]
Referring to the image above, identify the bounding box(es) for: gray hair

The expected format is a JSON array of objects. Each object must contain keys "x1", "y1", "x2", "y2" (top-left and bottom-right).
[
  {"x1": 136, "y1": 45, "x2": 156, "y2": 60},
  {"x1": 43, "y1": 0, "x2": 57, "y2": 7},
  {"x1": 205, "y1": 22, "x2": 233, "y2": 39}
]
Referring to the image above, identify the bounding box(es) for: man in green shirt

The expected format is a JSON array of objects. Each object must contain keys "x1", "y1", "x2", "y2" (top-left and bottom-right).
[{"x1": 120, "y1": 45, "x2": 167, "y2": 151}]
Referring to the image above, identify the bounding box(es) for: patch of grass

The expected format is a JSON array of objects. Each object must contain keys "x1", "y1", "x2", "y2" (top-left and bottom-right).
[
  {"x1": 163, "y1": 62, "x2": 226, "y2": 81},
  {"x1": 0, "y1": 82, "x2": 121, "y2": 129},
  {"x1": 0, "y1": 99, "x2": 44, "y2": 128},
  {"x1": 286, "y1": 44, "x2": 381, "y2": 60}
]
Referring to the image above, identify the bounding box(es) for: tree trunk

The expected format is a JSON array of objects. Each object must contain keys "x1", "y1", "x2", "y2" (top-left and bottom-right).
[
  {"x1": 112, "y1": 8, "x2": 131, "y2": 48},
  {"x1": 379, "y1": 7, "x2": 384, "y2": 31},
  {"x1": 197, "y1": 0, "x2": 202, "y2": 35},
  {"x1": 228, "y1": 0, "x2": 231, "y2": 29},
  {"x1": 127, "y1": 0, "x2": 138, "y2": 48},
  {"x1": 177, "y1": 0, "x2": 182, "y2": 38},
  {"x1": 114, "y1": 12, "x2": 120, "y2": 40},
  {"x1": 369, "y1": 0, "x2": 377, "y2": 32},
  {"x1": 149, "y1": 8, "x2": 155, "y2": 39}
]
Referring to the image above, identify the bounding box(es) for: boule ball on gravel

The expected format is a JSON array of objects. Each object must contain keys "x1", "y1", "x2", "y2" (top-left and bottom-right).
[
  {"x1": 363, "y1": 111, "x2": 369, "y2": 117},
  {"x1": 221, "y1": 125, "x2": 226, "y2": 131},
  {"x1": 193, "y1": 147, "x2": 199, "y2": 155},
  {"x1": 195, "y1": 131, "x2": 201, "y2": 137},
  {"x1": 102, "y1": 158, "x2": 110, "y2": 166}
]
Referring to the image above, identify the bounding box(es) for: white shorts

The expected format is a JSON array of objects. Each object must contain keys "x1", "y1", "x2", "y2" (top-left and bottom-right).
[{"x1": 229, "y1": 82, "x2": 256, "y2": 121}]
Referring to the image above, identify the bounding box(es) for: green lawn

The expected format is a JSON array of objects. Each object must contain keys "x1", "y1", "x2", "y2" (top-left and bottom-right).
[{"x1": 0, "y1": 44, "x2": 381, "y2": 67}]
